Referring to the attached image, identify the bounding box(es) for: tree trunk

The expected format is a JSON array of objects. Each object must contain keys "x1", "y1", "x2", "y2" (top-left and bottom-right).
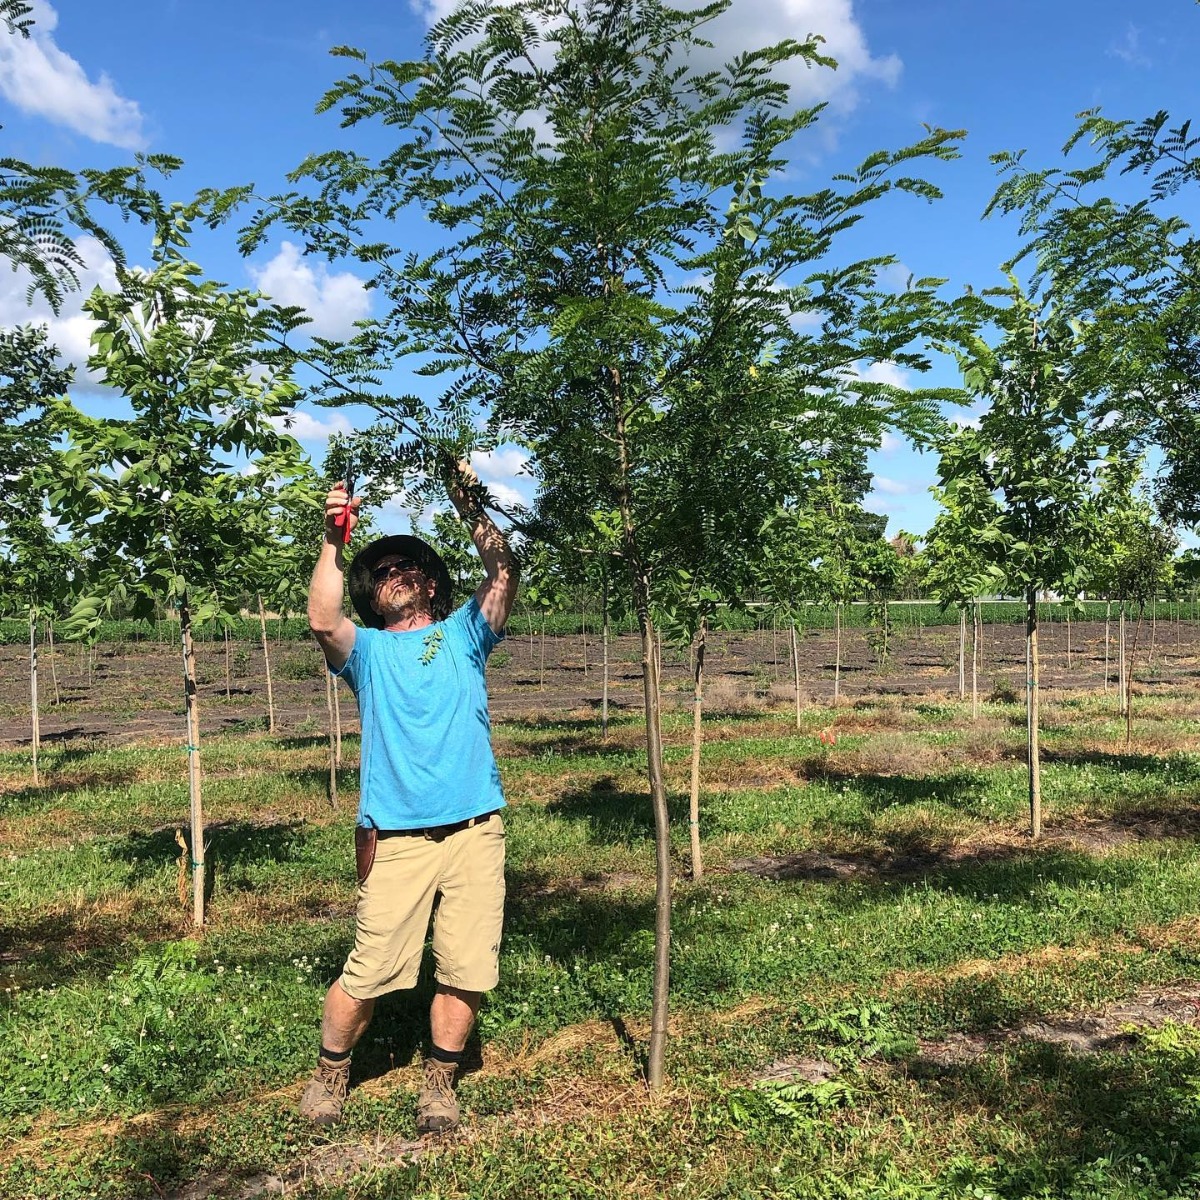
[
  {"x1": 688, "y1": 618, "x2": 706, "y2": 881},
  {"x1": 581, "y1": 603, "x2": 588, "y2": 677},
  {"x1": 601, "y1": 574, "x2": 610, "y2": 742},
  {"x1": 1026, "y1": 588, "x2": 1041, "y2": 841},
  {"x1": 46, "y1": 619, "x2": 60, "y2": 707},
  {"x1": 28, "y1": 609, "x2": 40, "y2": 787},
  {"x1": 833, "y1": 601, "x2": 842, "y2": 704},
  {"x1": 1125, "y1": 606, "x2": 1145, "y2": 749},
  {"x1": 958, "y1": 607, "x2": 966, "y2": 700},
  {"x1": 1148, "y1": 602, "x2": 1157, "y2": 667},
  {"x1": 179, "y1": 598, "x2": 206, "y2": 926},
  {"x1": 325, "y1": 668, "x2": 338, "y2": 810},
  {"x1": 1104, "y1": 601, "x2": 1111, "y2": 695},
  {"x1": 791, "y1": 623, "x2": 802, "y2": 730},
  {"x1": 333, "y1": 675, "x2": 343, "y2": 768},
  {"x1": 257, "y1": 594, "x2": 276, "y2": 734},
  {"x1": 1066, "y1": 612, "x2": 1072, "y2": 670},
  {"x1": 612, "y1": 383, "x2": 670, "y2": 1092},
  {"x1": 971, "y1": 601, "x2": 980, "y2": 721},
  {"x1": 223, "y1": 626, "x2": 232, "y2": 700},
  {"x1": 540, "y1": 615, "x2": 548, "y2": 690},
  {"x1": 772, "y1": 613, "x2": 779, "y2": 681},
  {"x1": 1118, "y1": 604, "x2": 1127, "y2": 715}
]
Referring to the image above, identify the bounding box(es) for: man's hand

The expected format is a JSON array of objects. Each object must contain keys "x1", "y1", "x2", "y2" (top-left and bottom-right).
[
  {"x1": 325, "y1": 482, "x2": 362, "y2": 543},
  {"x1": 445, "y1": 459, "x2": 486, "y2": 522}
]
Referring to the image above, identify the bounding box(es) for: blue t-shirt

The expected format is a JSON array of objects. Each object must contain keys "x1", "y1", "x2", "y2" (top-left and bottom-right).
[{"x1": 333, "y1": 597, "x2": 506, "y2": 829}]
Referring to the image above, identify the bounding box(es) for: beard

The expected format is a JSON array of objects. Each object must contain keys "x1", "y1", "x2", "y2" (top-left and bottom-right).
[{"x1": 374, "y1": 579, "x2": 433, "y2": 625}]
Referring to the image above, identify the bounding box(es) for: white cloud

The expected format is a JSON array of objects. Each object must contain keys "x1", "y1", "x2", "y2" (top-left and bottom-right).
[
  {"x1": 0, "y1": 1, "x2": 147, "y2": 148},
  {"x1": 874, "y1": 261, "x2": 913, "y2": 292},
  {"x1": 851, "y1": 360, "x2": 912, "y2": 390},
  {"x1": 0, "y1": 234, "x2": 118, "y2": 385},
  {"x1": 410, "y1": 0, "x2": 899, "y2": 113},
  {"x1": 878, "y1": 430, "x2": 904, "y2": 453},
  {"x1": 1108, "y1": 24, "x2": 1151, "y2": 68},
  {"x1": 950, "y1": 411, "x2": 982, "y2": 430},
  {"x1": 270, "y1": 410, "x2": 354, "y2": 443},
  {"x1": 470, "y1": 445, "x2": 533, "y2": 509},
  {"x1": 872, "y1": 474, "x2": 915, "y2": 496},
  {"x1": 248, "y1": 242, "x2": 371, "y2": 340}
]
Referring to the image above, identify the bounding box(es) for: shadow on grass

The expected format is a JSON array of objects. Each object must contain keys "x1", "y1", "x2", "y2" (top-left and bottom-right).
[
  {"x1": 1041, "y1": 748, "x2": 1200, "y2": 780},
  {"x1": 546, "y1": 780, "x2": 689, "y2": 842},
  {"x1": 899, "y1": 1038, "x2": 1200, "y2": 1198}
]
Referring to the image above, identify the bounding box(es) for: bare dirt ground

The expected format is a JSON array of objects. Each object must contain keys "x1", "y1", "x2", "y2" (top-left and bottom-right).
[{"x1": 2, "y1": 616, "x2": 1199, "y2": 748}]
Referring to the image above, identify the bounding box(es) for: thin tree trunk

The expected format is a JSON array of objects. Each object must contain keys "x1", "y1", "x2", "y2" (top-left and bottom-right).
[
  {"x1": 223, "y1": 626, "x2": 232, "y2": 700},
  {"x1": 1126, "y1": 606, "x2": 1145, "y2": 749},
  {"x1": 611, "y1": 378, "x2": 670, "y2": 1092},
  {"x1": 46, "y1": 619, "x2": 60, "y2": 707},
  {"x1": 539, "y1": 615, "x2": 546, "y2": 690},
  {"x1": 1066, "y1": 612, "x2": 1072, "y2": 670},
  {"x1": 772, "y1": 613, "x2": 779, "y2": 681},
  {"x1": 958, "y1": 607, "x2": 966, "y2": 699},
  {"x1": 688, "y1": 618, "x2": 706, "y2": 881},
  {"x1": 29, "y1": 610, "x2": 40, "y2": 787},
  {"x1": 791, "y1": 623, "x2": 802, "y2": 730},
  {"x1": 1026, "y1": 588, "x2": 1041, "y2": 841},
  {"x1": 333, "y1": 675, "x2": 343, "y2": 767},
  {"x1": 179, "y1": 598, "x2": 205, "y2": 926},
  {"x1": 971, "y1": 601, "x2": 980, "y2": 720},
  {"x1": 257, "y1": 594, "x2": 276, "y2": 734},
  {"x1": 834, "y1": 601, "x2": 842, "y2": 703},
  {"x1": 1104, "y1": 601, "x2": 1111, "y2": 695},
  {"x1": 601, "y1": 575, "x2": 610, "y2": 742},
  {"x1": 527, "y1": 613, "x2": 535, "y2": 661},
  {"x1": 325, "y1": 668, "x2": 338, "y2": 810},
  {"x1": 576, "y1": 600, "x2": 585, "y2": 676},
  {"x1": 1119, "y1": 604, "x2": 1127, "y2": 716},
  {"x1": 1149, "y1": 602, "x2": 1157, "y2": 667}
]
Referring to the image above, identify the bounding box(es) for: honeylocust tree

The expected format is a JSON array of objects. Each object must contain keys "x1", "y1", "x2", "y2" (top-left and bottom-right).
[
  {"x1": 49, "y1": 209, "x2": 314, "y2": 925},
  {"x1": 935, "y1": 285, "x2": 1117, "y2": 838},
  {"x1": 0, "y1": 325, "x2": 75, "y2": 784},
  {"x1": 988, "y1": 108, "x2": 1200, "y2": 528},
  {"x1": 242, "y1": 0, "x2": 963, "y2": 1086}
]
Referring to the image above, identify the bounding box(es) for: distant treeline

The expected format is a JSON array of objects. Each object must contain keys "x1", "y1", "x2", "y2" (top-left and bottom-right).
[{"x1": 2, "y1": 599, "x2": 1197, "y2": 646}]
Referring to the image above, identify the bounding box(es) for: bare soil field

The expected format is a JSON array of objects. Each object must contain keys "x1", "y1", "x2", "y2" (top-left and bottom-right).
[{"x1": 4, "y1": 615, "x2": 1199, "y2": 749}]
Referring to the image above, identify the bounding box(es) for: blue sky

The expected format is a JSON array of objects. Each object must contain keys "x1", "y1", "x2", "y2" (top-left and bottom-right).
[{"x1": 3, "y1": 0, "x2": 1198, "y2": 534}]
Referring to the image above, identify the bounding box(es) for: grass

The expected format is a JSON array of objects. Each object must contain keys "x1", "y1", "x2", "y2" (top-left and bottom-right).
[{"x1": 4, "y1": 682, "x2": 1200, "y2": 1196}]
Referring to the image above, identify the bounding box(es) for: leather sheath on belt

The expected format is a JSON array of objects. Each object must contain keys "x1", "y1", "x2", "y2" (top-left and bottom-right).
[{"x1": 354, "y1": 825, "x2": 377, "y2": 885}]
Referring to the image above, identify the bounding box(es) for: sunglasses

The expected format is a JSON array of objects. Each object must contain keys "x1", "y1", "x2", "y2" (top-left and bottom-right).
[{"x1": 372, "y1": 559, "x2": 424, "y2": 584}]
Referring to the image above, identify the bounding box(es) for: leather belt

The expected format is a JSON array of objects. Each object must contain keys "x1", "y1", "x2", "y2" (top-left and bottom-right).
[{"x1": 376, "y1": 810, "x2": 499, "y2": 842}]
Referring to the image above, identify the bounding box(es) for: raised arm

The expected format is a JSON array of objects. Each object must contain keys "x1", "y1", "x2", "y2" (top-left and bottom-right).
[
  {"x1": 446, "y1": 461, "x2": 520, "y2": 636},
  {"x1": 307, "y1": 483, "x2": 361, "y2": 671}
]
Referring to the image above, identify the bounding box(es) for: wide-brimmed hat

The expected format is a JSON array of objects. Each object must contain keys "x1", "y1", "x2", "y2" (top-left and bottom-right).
[{"x1": 347, "y1": 535, "x2": 454, "y2": 628}]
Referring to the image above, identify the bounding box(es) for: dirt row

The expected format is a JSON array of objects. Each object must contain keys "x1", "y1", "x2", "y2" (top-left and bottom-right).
[{"x1": 4, "y1": 618, "x2": 1200, "y2": 749}]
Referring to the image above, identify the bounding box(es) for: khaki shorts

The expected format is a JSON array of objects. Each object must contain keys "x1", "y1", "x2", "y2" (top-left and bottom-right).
[{"x1": 340, "y1": 813, "x2": 506, "y2": 1000}]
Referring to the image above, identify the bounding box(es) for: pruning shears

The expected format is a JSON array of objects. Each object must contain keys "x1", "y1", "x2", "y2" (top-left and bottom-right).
[{"x1": 333, "y1": 459, "x2": 357, "y2": 545}]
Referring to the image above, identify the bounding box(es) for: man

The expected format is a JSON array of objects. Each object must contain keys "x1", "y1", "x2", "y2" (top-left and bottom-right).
[{"x1": 300, "y1": 463, "x2": 519, "y2": 1133}]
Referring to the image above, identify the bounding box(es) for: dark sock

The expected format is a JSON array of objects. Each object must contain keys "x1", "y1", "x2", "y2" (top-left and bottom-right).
[
  {"x1": 319, "y1": 1045, "x2": 351, "y2": 1065},
  {"x1": 428, "y1": 1043, "x2": 465, "y2": 1066}
]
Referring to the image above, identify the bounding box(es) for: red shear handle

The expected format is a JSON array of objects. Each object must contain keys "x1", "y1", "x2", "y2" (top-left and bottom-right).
[{"x1": 333, "y1": 503, "x2": 354, "y2": 544}]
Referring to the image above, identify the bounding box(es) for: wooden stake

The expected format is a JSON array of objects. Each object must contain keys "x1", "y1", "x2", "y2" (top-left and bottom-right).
[
  {"x1": 1026, "y1": 589, "x2": 1041, "y2": 841},
  {"x1": 29, "y1": 609, "x2": 40, "y2": 787},
  {"x1": 791, "y1": 623, "x2": 802, "y2": 730},
  {"x1": 688, "y1": 618, "x2": 706, "y2": 881},
  {"x1": 257, "y1": 593, "x2": 276, "y2": 734},
  {"x1": 179, "y1": 598, "x2": 205, "y2": 926},
  {"x1": 325, "y1": 668, "x2": 338, "y2": 810}
]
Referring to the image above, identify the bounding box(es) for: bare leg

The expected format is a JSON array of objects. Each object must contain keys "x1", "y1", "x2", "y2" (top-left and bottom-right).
[
  {"x1": 320, "y1": 978, "x2": 375, "y2": 1054},
  {"x1": 430, "y1": 984, "x2": 481, "y2": 1052}
]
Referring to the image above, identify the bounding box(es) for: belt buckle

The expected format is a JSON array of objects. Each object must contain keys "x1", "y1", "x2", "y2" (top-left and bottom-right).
[{"x1": 424, "y1": 826, "x2": 447, "y2": 842}]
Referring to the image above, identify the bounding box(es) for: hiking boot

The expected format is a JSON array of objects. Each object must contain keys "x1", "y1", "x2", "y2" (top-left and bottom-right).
[
  {"x1": 299, "y1": 1056, "x2": 350, "y2": 1125},
  {"x1": 416, "y1": 1056, "x2": 460, "y2": 1135}
]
